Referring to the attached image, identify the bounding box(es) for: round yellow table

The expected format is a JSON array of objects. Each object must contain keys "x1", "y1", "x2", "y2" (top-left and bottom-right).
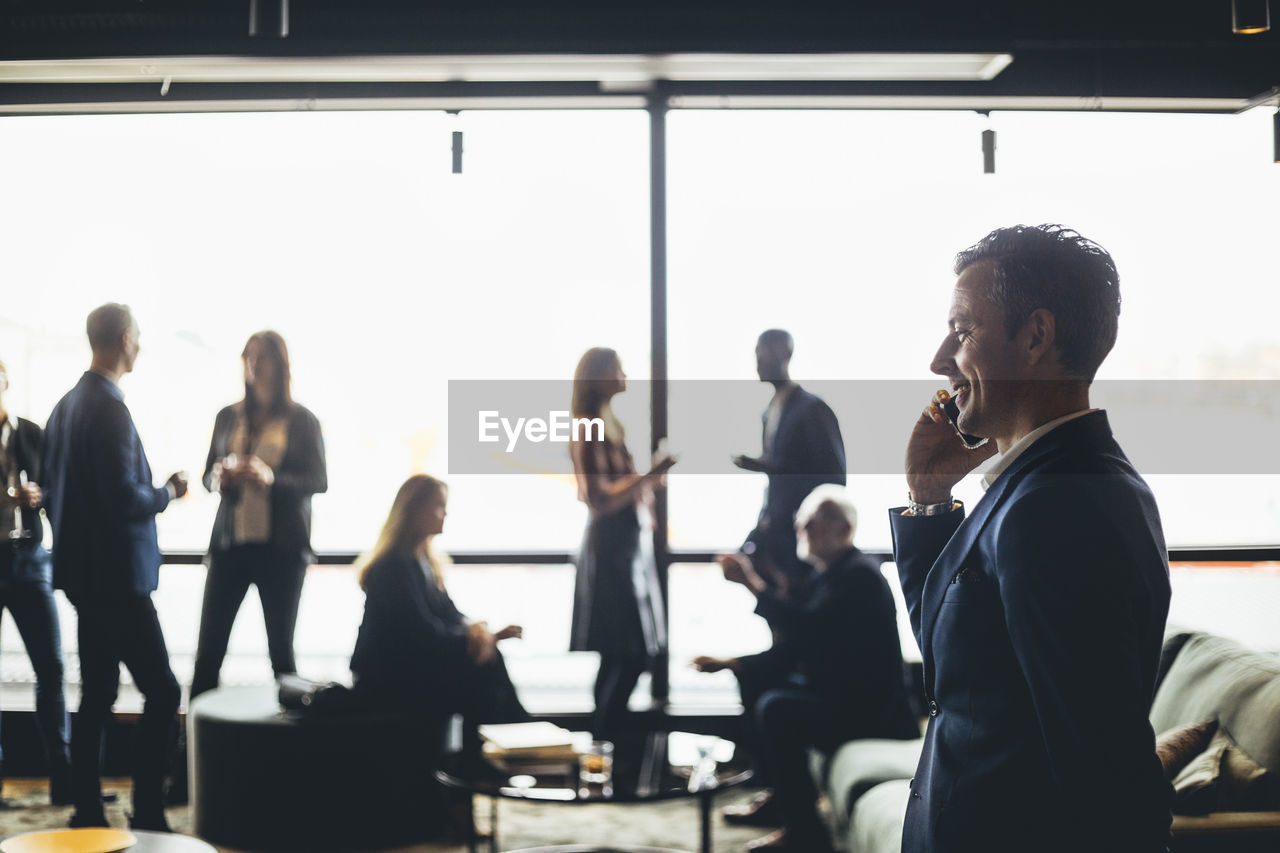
[{"x1": 0, "y1": 830, "x2": 215, "y2": 853}]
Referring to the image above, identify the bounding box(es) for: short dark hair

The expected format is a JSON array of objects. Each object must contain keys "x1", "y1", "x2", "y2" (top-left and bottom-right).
[
  {"x1": 86, "y1": 303, "x2": 135, "y2": 353},
  {"x1": 954, "y1": 224, "x2": 1120, "y2": 382},
  {"x1": 757, "y1": 329, "x2": 794, "y2": 359}
]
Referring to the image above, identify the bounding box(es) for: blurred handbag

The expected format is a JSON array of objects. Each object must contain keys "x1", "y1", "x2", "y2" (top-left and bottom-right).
[{"x1": 277, "y1": 674, "x2": 353, "y2": 715}]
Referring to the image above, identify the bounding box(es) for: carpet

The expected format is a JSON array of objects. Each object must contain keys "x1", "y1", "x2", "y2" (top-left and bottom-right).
[{"x1": 0, "y1": 782, "x2": 782, "y2": 852}]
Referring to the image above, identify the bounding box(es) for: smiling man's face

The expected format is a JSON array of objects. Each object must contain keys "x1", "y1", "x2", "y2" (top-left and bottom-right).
[{"x1": 929, "y1": 260, "x2": 1029, "y2": 447}]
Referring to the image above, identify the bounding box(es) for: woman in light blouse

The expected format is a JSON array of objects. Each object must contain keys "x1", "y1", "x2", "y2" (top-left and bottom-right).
[{"x1": 192, "y1": 331, "x2": 327, "y2": 699}]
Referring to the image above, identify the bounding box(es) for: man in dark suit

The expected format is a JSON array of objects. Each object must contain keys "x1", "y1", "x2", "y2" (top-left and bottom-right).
[
  {"x1": 892, "y1": 225, "x2": 1172, "y2": 852},
  {"x1": 695, "y1": 487, "x2": 918, "y2": 851},
  {"x1": 0, "y1": 358, "x2": 71, "y2": 804},
  {"x1": 42, "y1": 303, "x2": 188, "y2": 831},
  {"x1": 708, "y1": 331, "x2": 848, "y2": 828},
  {"x1": 732, "y1": 329, "x2": 846, "y2": 593}
]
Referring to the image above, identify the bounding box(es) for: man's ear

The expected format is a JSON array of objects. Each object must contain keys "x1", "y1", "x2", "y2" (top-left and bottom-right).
[{"x1": 1021, "y1": 308, "x2": 1056, "y2": 367}]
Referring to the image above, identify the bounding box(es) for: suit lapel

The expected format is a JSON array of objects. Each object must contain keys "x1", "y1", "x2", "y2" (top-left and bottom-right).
[
  {"x1": 917, "y1": 412, "x2": 1114, "y2": 691},
  {"x1": 404, "y1": 555, "x2": 432, "y2": 605},
  {"x1": 774, "y1": 386, "x2": 805, "y2": 446}
]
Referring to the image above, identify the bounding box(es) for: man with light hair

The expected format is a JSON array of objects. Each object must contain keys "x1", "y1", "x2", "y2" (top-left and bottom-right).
[
  {"x1": 794, "y1": 484, "x2": 860, "y2": 539},
  {"x1": 695, "y1": 486, "x2": 917, "y2": 852},
  {"x1": 43, "y1": 303, "x2": 188, "y2": 831}
]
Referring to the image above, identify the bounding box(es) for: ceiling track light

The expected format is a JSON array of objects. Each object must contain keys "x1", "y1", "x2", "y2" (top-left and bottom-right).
[
  {"x1": 1274, "y1": 109, "x2": 1280, "y2": 164},
  {"x1": 448, "y1": 110, "x2": 464, "y2": 174},
  {"x1": 1232, "y1": 0, "x2": 1271, "y2": 34},
  {"x1": 979, "y1": 111, "x2": 996, "y2": 174},
  {"x1": 249, "y1": 0, "x2": 289, "y2": 39}
]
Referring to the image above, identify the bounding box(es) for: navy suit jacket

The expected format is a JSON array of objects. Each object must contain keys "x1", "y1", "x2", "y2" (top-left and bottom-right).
[
  {"x1": 749, "y1": 547, "x2": 919, "y2": 740},
  {"x1": 890, "y1": 411, "x2": 1172, "y2": 853},
  {"x1": 42, "y1": 371, "x2": 171, "y2": 603},
  {"x1": 744, "y1": 386, "x2": 846, "y2": 573},
  {"x1": 350, "y1": 553, "x2": 470, "y2": 707}
]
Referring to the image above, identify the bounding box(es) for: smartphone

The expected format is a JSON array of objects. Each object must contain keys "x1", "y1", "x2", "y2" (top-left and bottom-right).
[{"x1": 941, "y1": 396, "x2": 989, "y2": 449}]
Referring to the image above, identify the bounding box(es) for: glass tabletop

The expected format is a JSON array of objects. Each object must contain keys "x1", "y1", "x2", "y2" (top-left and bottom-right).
[{"x1": 437, "y1": 730, "x2": 752, "y2": 803}]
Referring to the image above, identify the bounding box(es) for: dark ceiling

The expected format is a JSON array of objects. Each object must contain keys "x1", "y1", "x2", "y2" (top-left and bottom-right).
[{"x1": 1, "y1": 1, "x2": 1278, "y2": 109}]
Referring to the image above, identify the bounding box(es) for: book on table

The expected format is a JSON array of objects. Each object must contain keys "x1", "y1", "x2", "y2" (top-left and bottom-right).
[{"x1": 477, "y1": 722, "x2": 579, "y2": 759}]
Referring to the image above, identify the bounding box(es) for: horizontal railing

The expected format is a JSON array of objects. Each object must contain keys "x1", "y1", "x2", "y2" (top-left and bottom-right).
[{"x1": 156, "y1": 546, "x2": 1280, "y2": 567}]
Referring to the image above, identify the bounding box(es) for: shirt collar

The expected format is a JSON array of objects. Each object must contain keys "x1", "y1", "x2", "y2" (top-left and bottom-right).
[
  {"x1": 980, "y1": 408, "x2": 1099, "y2": 491},
  {"x1": 86, "y1": 368, "x2": 124, "y2": 399}
]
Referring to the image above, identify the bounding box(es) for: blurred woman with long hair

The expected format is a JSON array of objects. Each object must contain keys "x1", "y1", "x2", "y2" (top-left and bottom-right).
[
  {"x1": 569, "y1": 347, "x2": 675, "y2": 736},
  {"x1": 350, "y1": 474, "x2": 527, "y2": 728},
  {"x1": 192, "y1": 331, "x2": 327, "y2": 699}
]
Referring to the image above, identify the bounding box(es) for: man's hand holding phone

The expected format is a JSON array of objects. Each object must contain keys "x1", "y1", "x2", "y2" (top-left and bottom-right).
[{"x1": 905, "y1": 389, "x2": 997, "y2": 505}]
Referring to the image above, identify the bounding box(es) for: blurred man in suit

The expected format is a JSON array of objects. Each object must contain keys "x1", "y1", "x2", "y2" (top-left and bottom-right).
[
  {"x1": 731, "y1": 329, "x2": 846, "y2": 593},
  {"x1": 695, "y1": 487, "x2": 917, "y2": 851},
  {"x1": 43, "y1": 303, "x2": 188, "y2": 831},
  {"x1": 704, "y1": 331, "x2": 848, "y2": 830},
  {"x1": 892, "y1": 225, "x2": 1171, "y2": 852}
]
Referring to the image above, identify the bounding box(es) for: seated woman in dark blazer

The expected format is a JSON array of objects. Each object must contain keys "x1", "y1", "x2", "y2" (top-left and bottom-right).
[{"x1": 350, "y1": 474, "x2": 529, "y2": 733}]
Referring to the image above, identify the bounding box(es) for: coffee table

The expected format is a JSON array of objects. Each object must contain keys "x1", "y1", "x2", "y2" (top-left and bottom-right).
[{"x1": 437, "y1": 730, "x2": 752, "y2": 853}]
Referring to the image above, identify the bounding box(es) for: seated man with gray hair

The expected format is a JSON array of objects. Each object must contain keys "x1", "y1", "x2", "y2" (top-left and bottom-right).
[{"x1": 694, "y1": 486, "x2": 918, "y2": 852}]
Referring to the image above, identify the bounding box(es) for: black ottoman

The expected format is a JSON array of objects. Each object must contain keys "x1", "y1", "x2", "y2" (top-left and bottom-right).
[{"x1": 189, "y1": 685, "x2": 442, "y2": 852}]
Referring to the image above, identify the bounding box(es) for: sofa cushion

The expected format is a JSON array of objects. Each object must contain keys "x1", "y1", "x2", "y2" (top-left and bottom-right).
[
  {"x1": 1173, "y1": 729, "x2": 1280, "y2": 815},
  {"x1": 1173, "y1": 731, "x2": 1230, "y2": 815},
  {"x1": 849, "y1": 779, "x2": 909, "y2": 853},
  {"x1": 1149, "y1": 634, "x2": 1280, "y2": 774},
  {"x1": 1157, "y1": 718, "x2": 1219, "y2": 780},
  {"x1": 825, "y1": 737, "x2": 924, "y2": 824}
]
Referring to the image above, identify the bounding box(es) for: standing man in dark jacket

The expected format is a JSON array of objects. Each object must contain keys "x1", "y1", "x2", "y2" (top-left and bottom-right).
[
  {"x1": 42, "y1": 303, "x2": 188, "y2": 831},
  {"x1": 732, "y1": 329, "x2": 846, "y2": 593},
  {"x1": 0, "y1": 358, "x2": 71, "y2": 804},
  {"x1": 695, "y1": 487, "x2": 917, "y2": 851},
  {"x1": 892, "y1": 225, "x2": 1171, "y2": 852}
]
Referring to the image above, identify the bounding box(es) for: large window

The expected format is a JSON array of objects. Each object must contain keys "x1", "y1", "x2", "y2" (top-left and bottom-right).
[
  {"x1": 664, "y1": 108, "x2": 1280, "y2": 672},
  {"x1": 666, "y1": 108, "x2": 1280, "y2": 554},
  {"x1": 2, "y1": 107, "x2": 1276, "y2": 701},
  {"x1": 0, "y1": 109, "x2": 650, "y2": 554}
]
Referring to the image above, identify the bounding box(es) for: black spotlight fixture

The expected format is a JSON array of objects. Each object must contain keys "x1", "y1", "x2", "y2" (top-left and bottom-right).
[
  {"x1": 979, "y1": 111, "x2": 996, "y2": 174},
  {"x1": 249, "y1": 0, "x2": 289, "y2": 38},
  {"x1": 1274, "y1": 109, "x2": 1280, "y2": 164},
  {"x1": 448, "y1": 110, "x2": 464, "y2": 174},
  {"x1": 1233, "y1": 0, "x2": 1270, "y2": 33}
]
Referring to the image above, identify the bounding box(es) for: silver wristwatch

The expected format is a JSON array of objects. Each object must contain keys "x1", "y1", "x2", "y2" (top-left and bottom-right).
[{"x1": 906, "y1": 496, "x2": 959, "y2": 517}]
